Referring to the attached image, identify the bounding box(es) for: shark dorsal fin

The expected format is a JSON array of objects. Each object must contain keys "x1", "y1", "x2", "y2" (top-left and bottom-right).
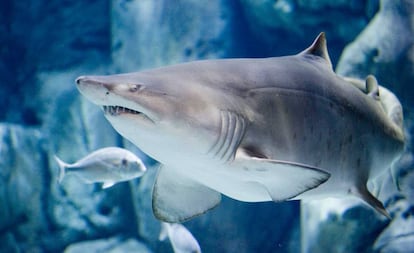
[{"x1": 300, "y1": 32, "x2": 333, "y2": 70}]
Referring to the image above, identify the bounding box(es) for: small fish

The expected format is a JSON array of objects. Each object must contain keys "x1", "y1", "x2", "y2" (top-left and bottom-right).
[
  {"x1": 54, "y1": 147, "x2": 147, "y2": 188},
  {"x1": 159, "y1": 222, "x2": 201, "y2": 253}
]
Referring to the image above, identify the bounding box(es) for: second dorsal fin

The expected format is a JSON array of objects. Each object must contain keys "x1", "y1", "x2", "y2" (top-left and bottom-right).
[
  {"x1": 365, "y1": 75, "x2": 380, "y2": 100},
  {"x1": 300, "y1": 32, "x2": 333, "y2": 70}
]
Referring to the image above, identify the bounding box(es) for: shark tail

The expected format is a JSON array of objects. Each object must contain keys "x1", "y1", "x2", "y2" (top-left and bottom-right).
[{"x1": 54, "y1": 155, "x2": 68, "y2": 183}]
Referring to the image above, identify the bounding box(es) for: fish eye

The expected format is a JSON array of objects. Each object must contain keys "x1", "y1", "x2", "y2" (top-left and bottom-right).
[
  {"x1": 121, "y1": 159, "x2": 128, "y2": 166},
  {"x1": 129, "y1": 84, "x2": 142, "y2": 92}
]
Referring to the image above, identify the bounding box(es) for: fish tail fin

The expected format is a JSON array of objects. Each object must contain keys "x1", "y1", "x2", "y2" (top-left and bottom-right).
[
  {"x1": 353, "y1": 185, "x2": 391, "y2": 219},
  {"x1": 159, "y1": 222, "x2": 169, "y2": 241},
  {"x1": 54, "y1": 155, "x2": 68, "y2": 183}
]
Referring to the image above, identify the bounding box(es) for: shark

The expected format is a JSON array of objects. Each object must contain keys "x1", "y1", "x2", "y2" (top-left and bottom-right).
[{"x1": 76, "y1": 33, "x2": 405, "y2": 222}]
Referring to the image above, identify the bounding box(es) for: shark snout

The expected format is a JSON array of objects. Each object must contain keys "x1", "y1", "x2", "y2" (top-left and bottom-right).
[
  {"x1": 75, "y1": 76, "x2": 84, "y2": 85},
  {"x1": 76, "y1": 76, "x2": 113, "y2": 91},
  {"x1": 75, "y1": 75, "x2": 115, "y2": 105}
]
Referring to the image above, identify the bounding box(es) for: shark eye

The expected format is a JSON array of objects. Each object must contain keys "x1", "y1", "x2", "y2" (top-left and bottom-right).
[
  {"x1": 129, "y1": 84, "x2": 142, "y2": 92},
  {"x1": 121, "y1": 159, "x2": 128, "y2": 166}
]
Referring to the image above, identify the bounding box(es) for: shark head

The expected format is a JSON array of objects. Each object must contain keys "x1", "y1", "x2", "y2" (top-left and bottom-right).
[{"x1": 76, "y1": 69, "x2": 225, "y2": 165}]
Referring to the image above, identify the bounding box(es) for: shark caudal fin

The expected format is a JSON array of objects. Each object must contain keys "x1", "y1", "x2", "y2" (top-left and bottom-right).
[{"x1": 54, "y1": 155, "x2": 68, "y2": 183}]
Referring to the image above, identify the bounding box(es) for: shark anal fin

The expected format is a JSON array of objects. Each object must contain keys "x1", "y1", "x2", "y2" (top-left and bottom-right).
[
  {"x1": 153, "y1": 166, "x2": 221, "y2": 223},
  {"x1": 234, "y1": 154, "x2": 330, "y2": 201},
  {"x1": 353, "y1": 185, "x2": 391, "y2": 219}
]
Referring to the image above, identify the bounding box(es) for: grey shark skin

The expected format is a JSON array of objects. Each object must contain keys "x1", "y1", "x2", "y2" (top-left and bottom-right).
[{"x1": 76, "y1": 33, "x2": 405, "y2": 222}]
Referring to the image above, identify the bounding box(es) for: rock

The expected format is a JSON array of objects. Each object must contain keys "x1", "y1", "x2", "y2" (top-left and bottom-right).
[
  {"x1": 0, "y1": 124, "x2": 50, "y2": 252},
  {"x1": 111, "y1": 0, "x2": 236, "y2": 72},
  {"x1": 374, "y1": 203, "x2": 414, "y2": 252},
  {"x1": 64, "y1": 237, "x2": 152, "y2": 253},
  {"x1": 302, "y1": 198, "x2": 389, "y2": 253},
  {"x1": 336, "y1": 0, "x2": 414, "y2": 107},
  {"x1": 238, "y1": 0, "x2": 378, "y2": 62},
  {"x1": 0, "y1": 0, "x2": 111, "y2": 125}
]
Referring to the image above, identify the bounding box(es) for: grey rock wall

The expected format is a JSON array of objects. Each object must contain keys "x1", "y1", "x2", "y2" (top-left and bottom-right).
[
  {"x1": 238, "y1": 0, "x2": 378, "y2": 62},
  {"x1": 336, "y1": 0, "x2": 414, "y2": 107}
]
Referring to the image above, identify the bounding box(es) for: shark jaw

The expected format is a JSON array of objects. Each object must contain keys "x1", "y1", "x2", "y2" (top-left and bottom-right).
[
  {"x1": 102, "y1": 105, "x2": 141, "y2": 116},
  {"x1": 101, "y1": 105, "x2": 155, "y2": 124}
]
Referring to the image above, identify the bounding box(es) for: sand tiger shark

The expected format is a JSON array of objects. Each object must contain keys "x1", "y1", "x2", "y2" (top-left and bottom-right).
[{"x1": 76, "y1": 33, "x2": 405, "y2": 222}]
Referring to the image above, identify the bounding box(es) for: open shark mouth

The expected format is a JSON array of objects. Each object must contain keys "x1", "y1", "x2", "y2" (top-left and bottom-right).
[{"x1": 103, "y1": 105, "x2": 142, "y2": 116}]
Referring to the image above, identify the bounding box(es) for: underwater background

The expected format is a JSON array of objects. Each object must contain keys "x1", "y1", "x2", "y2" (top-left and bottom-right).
[{"x1": 0, "y1": 0, "x2": 413, "y2": 252}]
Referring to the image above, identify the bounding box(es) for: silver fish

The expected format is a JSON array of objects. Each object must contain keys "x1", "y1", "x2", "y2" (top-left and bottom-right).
[{"x1": 54, "y1": 147, "x2": 147, "y2": 188}]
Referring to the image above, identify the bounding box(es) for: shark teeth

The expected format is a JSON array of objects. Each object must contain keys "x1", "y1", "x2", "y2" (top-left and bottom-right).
[{"x1": 103, "y1": 105, "x2": 141, "y2": 116}]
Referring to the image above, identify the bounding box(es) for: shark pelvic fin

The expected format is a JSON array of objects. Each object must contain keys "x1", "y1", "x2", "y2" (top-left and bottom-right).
[
  {"x1": 301, "y1": 32, "x2": 333, "y2": 70},
  {"x1": 152, "y1": 166, "x2": 221, "y2": 223},
  {"x1": 234, "y1": 149, "x2": 331, "y2": 201}
]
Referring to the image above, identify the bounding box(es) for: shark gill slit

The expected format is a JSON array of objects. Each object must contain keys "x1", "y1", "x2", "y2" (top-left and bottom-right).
[
  {"x1": 208, "y1": 111, "x2": 233, "y2": 159},
  {"x1": 219, "y1": 111, "x2": 246, "y2": 162},
  {"x1": 219, "y1": 112, "x2": 237, "y2": 161},
  {"x1": 207, "y1": 111, "x2": 246, "y2": 162},
  {"x1": 222, "y1": 113, "x2": 246, "y2": 162},
  {"x1": 207, "y1": 111, "x2": 228, "y2": 156}
]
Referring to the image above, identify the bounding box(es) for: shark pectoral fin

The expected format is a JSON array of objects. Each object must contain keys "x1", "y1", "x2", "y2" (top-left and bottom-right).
[
  {"x1": 234, "y1": 155, "x2": 330, "y2": 201},
  {"x1": 152, "y1": 166, "x2": 221, "y2": 223}
]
